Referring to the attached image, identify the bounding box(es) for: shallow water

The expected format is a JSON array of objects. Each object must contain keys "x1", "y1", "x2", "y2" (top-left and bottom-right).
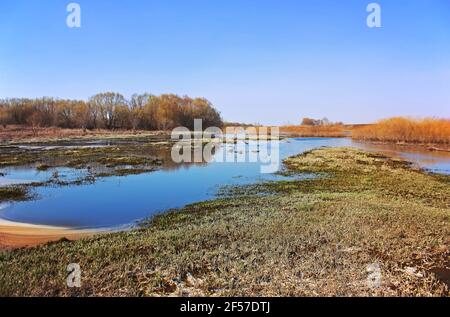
[
  {"x1": 0, "y1": 166, "x2": 89, "y2": 186},
  {"x1": 351, "y1": 141, "x2": 450, "y2": 174},
  {"x1": 0, "y1": 138, "x2": 449, "y2": 229}
]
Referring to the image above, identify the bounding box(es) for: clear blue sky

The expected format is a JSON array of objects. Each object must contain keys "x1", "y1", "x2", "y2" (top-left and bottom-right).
[{"x1": 0, "y1": 0, "x2": 449, "y2": 124}]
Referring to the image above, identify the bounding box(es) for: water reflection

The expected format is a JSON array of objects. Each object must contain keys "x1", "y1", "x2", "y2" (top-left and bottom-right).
[
  {"x1": 0, "y1": 138, "x2": 449, "y2": 229},
  {"x1": 351, "y1": 141, "x2": 450, "y2": 174}
]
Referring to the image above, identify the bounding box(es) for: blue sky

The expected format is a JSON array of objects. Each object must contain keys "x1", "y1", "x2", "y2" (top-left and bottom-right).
[{"x1": 0, "y1": 0, "x2": 449, "y2": 124}]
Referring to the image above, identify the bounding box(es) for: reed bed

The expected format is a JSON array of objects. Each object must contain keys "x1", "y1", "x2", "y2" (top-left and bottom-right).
[{"x1": 352, "y1": 117, "x2": 450, "y2": 145}]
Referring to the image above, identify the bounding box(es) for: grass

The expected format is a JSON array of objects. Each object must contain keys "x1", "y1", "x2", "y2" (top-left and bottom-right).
[
  {"x1": 352, "y1": 117, "x2": 450, "y2": 146},
  {"x1": 0, "y1": 140, "x2": 169, "y2": 180},
  {"x1": 0, "y1": 125, "x2": 169, "y2": 143},
  {"x1": 0, "y1": 148, "x2": 449, "y2": 296},
  {"x1": 97, "y1": 156, "x2": 162, "y2": 168},
  {"x1": 105, "y1": 168, "x2": 156, "y2": 177},
  {"x1": 0, "y1": 142, "x2": 168, "y2": 169},
  {"x1": 0, "y1": 186, "x2": 29, "y2": 201},
  {"x1": 280, "y1": 125, "x2": 348, "y2": 137}
]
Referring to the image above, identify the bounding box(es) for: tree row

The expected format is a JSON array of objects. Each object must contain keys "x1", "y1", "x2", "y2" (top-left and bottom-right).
[{"x1": 0, "y1": 93, "x2": 223, "y2": 130}]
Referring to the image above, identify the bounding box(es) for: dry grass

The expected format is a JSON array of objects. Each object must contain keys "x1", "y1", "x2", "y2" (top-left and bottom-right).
[
  {"x1": 352, "y1": 117, "x2": 450, "y2": 145},
  {"x1": 280, "y1": 125, "x2": 348, "y2": 137},
  {"x1": 0, "y1": 148, "x2": 449, "y2": 296},
  {"x1": 0, "y1": 186, "x2": 29, "y2": 201},
  {"x1": 0, "y1": 125, "x2": 166, "y2": 143}
]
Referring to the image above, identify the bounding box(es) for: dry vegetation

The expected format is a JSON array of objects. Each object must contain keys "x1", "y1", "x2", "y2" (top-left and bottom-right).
[
  {"x1": 0, "y1": 125, "x2": 168, "y2": 143},
  {"x1": 280, "y1": 117, "x2": 349, "y2": 137},
  {"x1": 1, "y1": 148, "x2": 448, "y2": 296},
  {"x1": 0, "y1": 186, "x2": 29, "y2": 202},
  {"x1": 352, "y1": 117, "x2": 450, "y2": 145},
  {"x1": 280, "y1": 124, "x2": 348, "y2": 137},
  {"x1": 0, "y1": 93, "x2": 223, "y2": 133}
]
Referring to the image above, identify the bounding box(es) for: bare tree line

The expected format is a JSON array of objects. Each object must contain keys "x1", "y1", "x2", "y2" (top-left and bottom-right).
[
  {"x1": 301, "y1": 117, "x2": 343, "y2": 126},
  {"x1": 0, "y1": 93, "x2": 223, "y2": 131}
]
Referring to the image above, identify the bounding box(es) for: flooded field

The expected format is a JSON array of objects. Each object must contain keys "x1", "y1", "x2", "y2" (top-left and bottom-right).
[{"x1": 1, "y1": 137, "x2": 449, "y2": 229}]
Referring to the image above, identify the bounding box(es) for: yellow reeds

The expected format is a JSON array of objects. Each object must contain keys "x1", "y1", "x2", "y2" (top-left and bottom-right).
[{"x1": 352, "y1": 117, "x2": 450, "y2": 145}]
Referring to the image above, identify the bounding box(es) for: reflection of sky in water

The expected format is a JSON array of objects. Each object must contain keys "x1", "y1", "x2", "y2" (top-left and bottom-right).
[
  {"x1": 0, "y1": 138, "x2": 449, "y2": 229},
  {"x1": 351, "y1": 141, "x2": 450, "y2": 174},
  {"x1": 0, "y1": 167, "x2": 86, "y2": 186},
  {"x1": 0, "y1": 167, "x2": 88, "y2": 186}
]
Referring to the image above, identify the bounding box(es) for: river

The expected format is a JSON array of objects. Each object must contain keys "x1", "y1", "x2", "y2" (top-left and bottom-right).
[{"x1": 0, "y1": 138, "x2": 449, "y2": 229}]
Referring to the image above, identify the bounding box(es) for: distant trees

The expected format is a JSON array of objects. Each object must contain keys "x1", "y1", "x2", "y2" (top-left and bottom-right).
[
  {"x1": 301, "y1": 117, "x2": 343, "y2": 126},
  {"x1": 90, "y1": 93, "x2": 128, "y2": 129},
  {"x1": 0, "y1": 93, "x2": 223, "y2": 131},
  {"x1": 0, "y1": 106, "x2": 8, "y2": 128}
]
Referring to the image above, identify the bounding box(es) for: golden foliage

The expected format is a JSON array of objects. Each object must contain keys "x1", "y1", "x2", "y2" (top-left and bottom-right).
[
  {"x1": 352, "y1": 117, "x2": 450, "y2": 145},
  {"x1": 0, "y1": 94, "x2": 223, "y2": 131}
]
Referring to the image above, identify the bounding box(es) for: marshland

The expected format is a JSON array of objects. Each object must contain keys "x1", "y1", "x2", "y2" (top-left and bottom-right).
[
  {"x1": 0, "y1": 143, "x2": 449, "y2": 296},
  {"x1": 1, "y1": 1, "x2": 450, "y2": 298},
  {"x1": 0, "y1": 116, "x2": 449, "y2": 296}
]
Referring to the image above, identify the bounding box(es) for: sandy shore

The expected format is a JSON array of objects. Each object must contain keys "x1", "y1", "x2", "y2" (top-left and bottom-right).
[{"x1": 0, "y1": 219, "x2": 95, "y2": 250}]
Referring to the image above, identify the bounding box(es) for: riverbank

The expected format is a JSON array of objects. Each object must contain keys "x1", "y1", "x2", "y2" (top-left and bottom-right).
[
  {"x1": 280, "y1": 125, "x2": 349, "y2": 138},
  {"x1": 0, "y1": 219, "x2": 94, "y2": 250},
  {"x1": 280, "y1": 126, "x2": 450, "y2": 152},
  {"x1": 352, "y1": 140, "x2": 450, "y2": 153},
  {"x1": 0, "y1": 126, "x2": 170, "y2": 143},
  {"x1": 1, "y1": 147, "x2": 448, "y2": 296}
]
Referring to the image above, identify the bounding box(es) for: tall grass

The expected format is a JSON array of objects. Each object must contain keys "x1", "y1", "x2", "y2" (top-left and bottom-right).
[{"x1": 352, "y1": 117, "x2": 450, "y2": 145}]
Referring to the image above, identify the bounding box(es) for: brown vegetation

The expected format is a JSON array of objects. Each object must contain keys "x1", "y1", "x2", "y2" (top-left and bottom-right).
[
  {"x1": 0, "y1": 93, "x2": 223, "y2": 133},
  {"x1": 352, "y1": 117, "x2": 450, "y2": 145},
  {"x1": 300, "y1": 117, "x2": 343, "y2": 126},
  {"x1": 280, "y1": 117, "x2": 348, "y2": 137},
  {"x1": 280, "y1": 124, "x2": 348, "y2": 137},
  {"x1": 0, "y1": 125, "x2": 164, "y2": 143}
]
